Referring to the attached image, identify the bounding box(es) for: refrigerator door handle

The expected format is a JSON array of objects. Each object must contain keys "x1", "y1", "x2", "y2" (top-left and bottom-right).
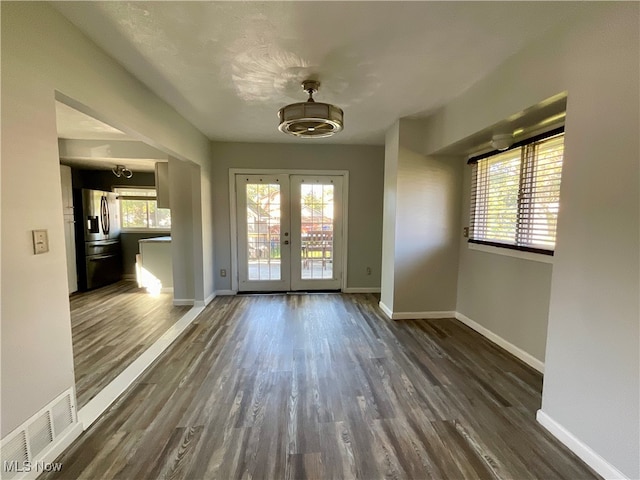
[
  {"x1": 89, "y1": 254, "x2": 117, "y2": 261},
  {"x1": 100, "y1": 196, "x2": 110, "y2": 235}
]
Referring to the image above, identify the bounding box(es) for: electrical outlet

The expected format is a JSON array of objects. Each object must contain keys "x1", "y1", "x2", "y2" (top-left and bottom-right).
[
  {"x1": 366, "y1": 266, "x2": 372, "y2": 276},
  {"x1": 32, "y1": 229, "x2": 49, "y2": 254},
  {"x1": 220, "y1": 269, "x2": 227, "y2": 277},
  {"x1": 463, "y1": 227, "x2": 469, "y2": 238}
]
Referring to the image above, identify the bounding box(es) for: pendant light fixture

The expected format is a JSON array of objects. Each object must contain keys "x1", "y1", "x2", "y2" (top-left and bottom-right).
[
  {"x1": 112, "y1": 165, "x2": 133, "y2": 179},
  {"x1": 278, "y1": 80, "x2": 344, "y2": 138}
]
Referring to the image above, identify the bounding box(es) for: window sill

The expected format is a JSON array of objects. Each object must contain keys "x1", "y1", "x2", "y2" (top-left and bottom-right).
[
  {"x1": 121, "y1": 229, "x2": 172, "y2": 234},
  {"x1": 468, "y1": 242, "x2": 554, "y2": 264}
]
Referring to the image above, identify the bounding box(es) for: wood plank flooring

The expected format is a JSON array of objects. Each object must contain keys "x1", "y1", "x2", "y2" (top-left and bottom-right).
[
  {"x1": 49, "y1": 294, "x2": 599, "y2": 479},
  {"x1": 70, "y1": 281, "x2": 190, "y2": 408}
]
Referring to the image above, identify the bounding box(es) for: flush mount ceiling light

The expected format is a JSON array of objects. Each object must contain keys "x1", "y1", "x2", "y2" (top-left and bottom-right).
[
  {"x1": 112, "y1": 165, "x2": 133, "y2": 179},
  {"x1": 278, "y1": 80, "x2": 344, "y2": 138},
  {"x1": 491, "y1": 133, "x2": 514, "y2": 151}
]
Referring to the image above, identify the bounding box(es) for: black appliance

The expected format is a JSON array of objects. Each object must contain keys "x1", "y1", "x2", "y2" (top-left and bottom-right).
[{"x1": 74, "y1": 189, "x2": 122, "y2": 290}]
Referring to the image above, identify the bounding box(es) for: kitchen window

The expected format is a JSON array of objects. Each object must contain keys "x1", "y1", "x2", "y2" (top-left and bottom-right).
[
  {"x1": 114, "y1": 188, "x2": 171, "y2": 230},
  {"x1": 468, "y1": 128, "x2": 564, "y2": 255}
]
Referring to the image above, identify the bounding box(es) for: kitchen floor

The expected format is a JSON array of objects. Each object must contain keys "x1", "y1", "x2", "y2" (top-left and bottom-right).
[{"x1": 70, "y1": 280, "x2": 190, "y2": 409}]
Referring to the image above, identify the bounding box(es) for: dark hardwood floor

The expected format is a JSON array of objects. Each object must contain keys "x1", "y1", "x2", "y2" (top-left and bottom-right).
[
  {"x1": 50, "y1": 294, "x2": 599, "y2": 479},
  {"x1": 70, "y1": 281, "x2": 190, "y2": 408}
]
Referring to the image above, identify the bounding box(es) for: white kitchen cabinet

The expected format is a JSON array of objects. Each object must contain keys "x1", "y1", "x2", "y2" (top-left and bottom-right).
[
  {"x1": 60, "y1": 165, "x2": 78, "y2": 294},
  {"x1": 137, "y1": 236, "x2": 172, "y2": 293}
]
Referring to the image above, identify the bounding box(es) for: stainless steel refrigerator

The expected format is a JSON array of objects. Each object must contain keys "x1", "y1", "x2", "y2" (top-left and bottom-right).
[{"x1": 74, "y1": 189, "x2": 122, "y2": 290}]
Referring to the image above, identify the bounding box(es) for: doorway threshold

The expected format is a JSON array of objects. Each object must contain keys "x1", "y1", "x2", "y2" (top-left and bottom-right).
[
  {"x1": 237, "y1": 290, "x2": 341, "y2": 296},
  {"x1": 287, "y1": 290, "x2": 341, "y2": 295}
]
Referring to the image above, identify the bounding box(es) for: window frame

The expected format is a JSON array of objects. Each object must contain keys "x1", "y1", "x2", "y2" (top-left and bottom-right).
[
  {"x1": 114, "y1": 187, "x2": 172, "y2": 232},
  {"x1": 467, "y1": 127, "x2": 564, "y2": 257}
]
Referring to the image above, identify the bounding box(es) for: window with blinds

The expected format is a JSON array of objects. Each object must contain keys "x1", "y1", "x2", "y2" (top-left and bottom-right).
[{"x1": 469, "y1": 128, "x2": 564, "y2": 254}]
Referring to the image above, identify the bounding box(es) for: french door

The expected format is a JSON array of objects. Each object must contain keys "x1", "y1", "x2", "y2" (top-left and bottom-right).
[{"x1": 235, "y1": 173, "x2": 344, "y2": 292}]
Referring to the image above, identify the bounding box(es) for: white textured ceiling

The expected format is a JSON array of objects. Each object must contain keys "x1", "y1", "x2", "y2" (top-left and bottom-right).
[{"x1": 54, "y1": 2, "x2": 584, "y2": 145}]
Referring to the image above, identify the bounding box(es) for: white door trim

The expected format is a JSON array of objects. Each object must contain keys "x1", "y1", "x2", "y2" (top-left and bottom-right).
[{"x1": 229, "y1": 168, "x2": 349, "y2": 292}]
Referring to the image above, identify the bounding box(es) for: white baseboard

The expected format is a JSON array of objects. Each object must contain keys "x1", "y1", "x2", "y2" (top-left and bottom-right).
[
  {"x1": 78, "y1": 305, "x2": 204, "y2": 429},
  {"x1": 392, "y1": 310, "x2": 456, "y2": 320},
  {"x1": 205, "y1": 291, "x2": 216, "y2": 305},
  {"x1": 454, "y1": 312, "x2": 544, "y2": 373},
  {"x1": 173, "y1": 298, "x2": 194, "y2": 306},
  {"x1": 215, "y1": 290, "x2": 237, "y2": 296},
  {"x1": 378, "y1": 306, "x2": 544, "y2": 373},
  {"x1": 377, "y1": 302, "x2": 454, "y2": 320},
  {"x1": 536, "y1": 410, "x2": 628, "y2": 480},
  {"x1": 378, "y1": 301, "x2": 393, "y2": 318},
  {"x1": 343, "y1": 287, "x2": 381, "y2": 293},
  {"x1": 29, "y1": 422, "x2": 83, "y2": 478},
  {"x1": 193, "y1": 291, "x2": 216, "y2": 308}
]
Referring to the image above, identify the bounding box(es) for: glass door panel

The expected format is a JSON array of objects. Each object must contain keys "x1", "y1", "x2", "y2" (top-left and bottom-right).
[
  {"x1": 235, "y1": 173, "x2": 343, "y2": 292},
  {"x1": 236, "y1": 175, "x2": 290, "y2": 291},
  {"x1": 300, "y1": 183, "x2": 334, "y2": 280},
  {"x1": 291, "y1": 175, "x2": 343, "y2": 291}
]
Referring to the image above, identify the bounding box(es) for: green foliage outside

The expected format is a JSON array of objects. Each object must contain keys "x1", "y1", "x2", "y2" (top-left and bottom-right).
[{"x1": 121, "y1": 198, "x2": 171, "y2": 229}]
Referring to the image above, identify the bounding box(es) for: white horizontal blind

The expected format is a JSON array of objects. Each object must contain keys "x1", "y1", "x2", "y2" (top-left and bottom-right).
[
  {"x1": 517, "y1": 135, "x2": 564, "y2": 249},
  {"x1": 470, "y1": 149, "x2": 521, "y2": 245},
  {"x1": 469, "y1": 131, "x2": 564, "y2": 253}
]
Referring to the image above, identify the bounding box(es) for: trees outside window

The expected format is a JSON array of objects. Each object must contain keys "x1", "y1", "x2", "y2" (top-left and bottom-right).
[
  {"x1": 115, "y1": 188, "x2": 171, "y2": 230},
  {"x1": 469, "y1": 130, "x2": 564, "y2": 254}
]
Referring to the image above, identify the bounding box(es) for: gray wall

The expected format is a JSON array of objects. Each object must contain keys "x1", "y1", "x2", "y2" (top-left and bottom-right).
[
  {"x1": 422, "y1": 4, "x2": 639, "y2": 477},
  {"x1": 169, "y1": 157, "x2": 196, "y2": 302},
  {"x1": 210, "y1": 142, "x2": 384, "y2": 292},
  {"x1": 380, "y1": 123, "x2": 399, "y2": 309},
  {"x1": 541, "y1": 6, "x2": 639, "y2": 477},
  {"x1": 1, "y1": 2, "x2": 212, "y2": 438},
  {"x1": 381, "y1": 119, "x2": 462, "y2": 314},
  {"x1": 456, "y1": 163, "x2": 552, "y2": 362}
]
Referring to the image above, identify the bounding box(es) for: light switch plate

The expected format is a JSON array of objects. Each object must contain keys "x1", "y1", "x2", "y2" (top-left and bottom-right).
[{"x1": 33, "y1": 229, "x2": 49, "y2": 254}]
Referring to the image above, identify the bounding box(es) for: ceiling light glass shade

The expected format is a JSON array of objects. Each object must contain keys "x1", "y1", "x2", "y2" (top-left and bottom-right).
[
  {"x1": 491, "y1": 133, "x2": 514, "y2": 151},
  {"x1": 278, "y1": 80, "x2": 344, "y2": 138}
]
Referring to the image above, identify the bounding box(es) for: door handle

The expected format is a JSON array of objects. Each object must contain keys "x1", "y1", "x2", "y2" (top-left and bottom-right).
[{"x1": 89, "y1": 254, "x2": 116, "y2": 261}]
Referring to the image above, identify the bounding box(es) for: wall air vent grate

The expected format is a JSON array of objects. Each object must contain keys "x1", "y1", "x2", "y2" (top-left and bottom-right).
[
  {"x1": 52, "y1": 393, "x2": 74, "y2": 436},
  {"x1": 27, "y1": 411, "x2": 54, "y2": 458},
  {"x1": 0, "y1": 388, "x2": 77, "y2": 480},
  {"x1": 0, "y1": 430, "x2": 29, "y2": 480}
]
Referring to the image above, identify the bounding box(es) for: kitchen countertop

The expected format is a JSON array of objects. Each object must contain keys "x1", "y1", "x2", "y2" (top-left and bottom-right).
[{"x1": 138, "y1": 236, "x2": 171, "y2": 243}]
